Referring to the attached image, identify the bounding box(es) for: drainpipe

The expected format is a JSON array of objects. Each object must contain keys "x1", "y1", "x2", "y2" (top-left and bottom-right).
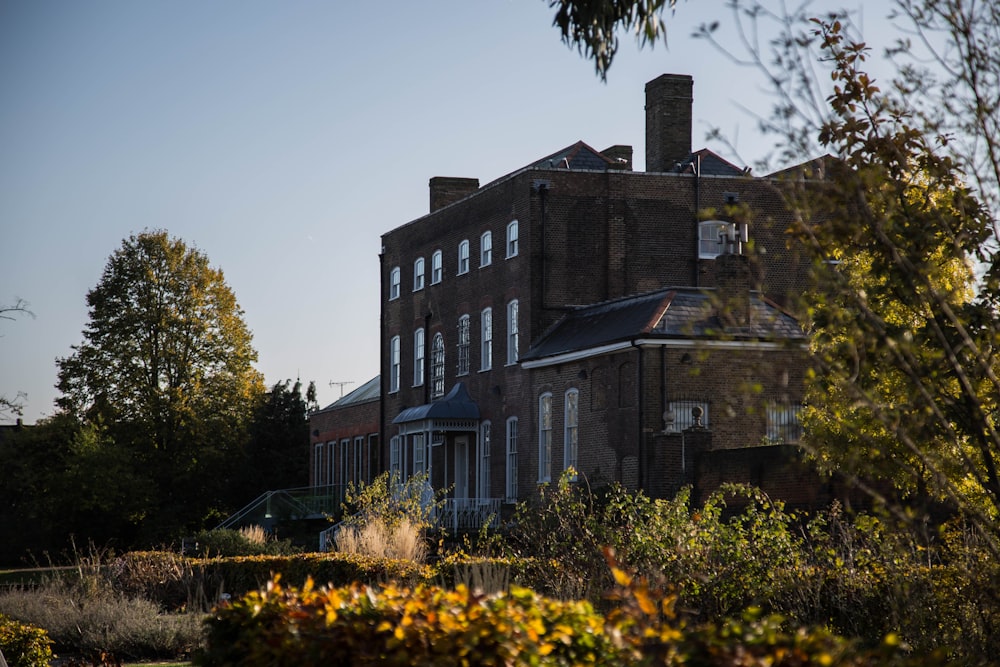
[
  {"x1": 637, "y1": 342, "x2": 646, "y2": 492},
  {"x1": 693, "y1": 154, "x2": 701, "y2": 287},
  {"x1": 378, "y1": 247, "x2": 387, "y2": 474}
]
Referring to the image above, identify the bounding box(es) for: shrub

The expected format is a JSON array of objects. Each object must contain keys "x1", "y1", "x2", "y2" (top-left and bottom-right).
[
  {"x1": 189, "y1": 526, "x2": 297, "y2": 558},
  {"x1": 333, "y1": 518, "x2": 428, "y2": 562},
  {"x1": 0, "y1": 613, "x2": 53, "y2": 667}
]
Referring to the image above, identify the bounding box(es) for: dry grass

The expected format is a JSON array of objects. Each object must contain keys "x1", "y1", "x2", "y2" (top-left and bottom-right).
[
  {"x1": 237, "y1": 524, "x2": 268, "y2": 546},
  {"x1": 334, "y1": 518, "x2": 428, "y2": 563}
]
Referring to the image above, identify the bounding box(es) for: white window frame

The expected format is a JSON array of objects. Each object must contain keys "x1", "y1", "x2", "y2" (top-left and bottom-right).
[
  {"x1": 389, "y1": 266, "x2": 401, "y2": 300},
  {"x1": 413, "y1": 327, "x2": 425, "y2": 387},
  {"x1": 340, "y1": 438, "x2": 349, "y2": 486},
  {"x1": 506, "y1": 220, "x2": 519, "y2": 258},
  {"x1": 313, "y1": 443, "x2": 324, "y2": 487},
  {"x1": 390, "y1": 436, "x2": 401, "y2": 476},
  {"x1": 538, "y1": 392, "x2": 552, "y2": 483},
  {"x1": 431, "y1": 249, "x2": 443, "y2": 284},
  {"x1": 413, "y1": 257, "x2": 425, "y2": 291},
  {"x1": 506, "y1": 299, "x2": 519, "y2": 365},
  {"x1": 431, "y1": 333, "x2": 445, "y2": 399},
  {"x1": 412, "y1": 433, "x2": 426, "y2": 475},
  {"x1": 478, "y1": 421, "x2": 491, "y2": 499},
  {"x1": 699, "y1": 220, "x2": 734, "y2": 259},
  {"x1": 458, "y1": 240, "x2": 470, "y2": 275},
  {"x1": 564, "y1": 389, "x2": 579, "y2": 476},
  {"x1": 353, "y1": 436, "x2": 363, "y2": 485},
  {"x1": 389, "y1": 335, "x2": 401, "y2": 393},
  {"x1": 457, "y1": 314, "x2": 470, "y2": 376},
  {"x1": 505, "y1": 417, "x2": 518, "y2": 502},
  {"x1": 327, "y1": 441, "x2": 335, "y2": 487},
  {"x1": 480, "y1": 307, "x2": 493, "y2": 371},
  {"x1": 481, "y1": 231, "x2": 493, "y2": 267}
]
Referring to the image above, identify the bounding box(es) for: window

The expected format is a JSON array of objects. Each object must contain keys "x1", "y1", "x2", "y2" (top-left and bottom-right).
[
  {"x1": 506, "y1": 299, "x2": 519, "y2": 365},
  {"x1": 564, "y1": 389, "x2": 579, "y2": 475},
  {"x1": 457, "y1": 315, "x2": 470, "y2": 376},
  {"x1": 480, "y1": 231, "x2": 493, "y2": 267},
  {"x1": 390, "y1": 436, "x2": 401, "y2": 476},
  {"x1": 505, "y1": 417, "x2": 518, "y2": 502},
  {"x1": 412, "y1": 433, "x2": 426, "y2": 475},
  {"x1": 431, "y1": 333, "x2": 445, "y2": 399},
  {"x1": 389, "y1": 266, "x2": 401, "y2": 300},
  {"x1": 354, "y1": 436, "x2": 363, "y2": 485},
  {"x1": 313, "y1": 443, "x2": 323, "y2": 487},
  {"x1": 666, "y1": 400, "x2": 710, "y2": 431},
  {"x1": 699, "y1": 220, "x2": 734, "y2": 259},
  {"x1": 458, "y1": 240, "x2": 470, "y2": 274},
  {"x1": 766, "y1": 402, "x2": 803, "y2": 443},
  {"x1": 538, "y1": 393, "x2": 552, "y2": 482},
  {"x1": 340, "y1": 439, "x2": 349, "y2": 486},
  {"x1": 389, "y1": 335, "x2": 401, "y2": 393},
  {"x1": 327, "y1": 441, "x2": 335, "y2": 487},
  {"x1": 431, "y1": 249, "x2": 443, "y2": 284},
  {"x1": 413, "y1": 257, "x2": 425, "y2": 290},
  {"x1": 480, "y1": 307, "x2": 493, "y2": 370},
  {"x1": 478, "y1": 421, "x2": 491, "y2": 499},
  {"x1": 506, "y1": 220, "x2": 519, "y2": 258},
  {"x1": 413, "y1": 328, "x2": 425, "y2": 386}
]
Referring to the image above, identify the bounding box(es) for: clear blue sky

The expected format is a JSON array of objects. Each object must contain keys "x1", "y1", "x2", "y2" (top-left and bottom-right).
[{"x1": 0, "y1": 1, "x2": 897, "y2": 423}]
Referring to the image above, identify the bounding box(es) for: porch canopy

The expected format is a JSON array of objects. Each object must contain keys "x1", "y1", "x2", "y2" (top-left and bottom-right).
[{"x1": 392, "y1": 382, "x2": 480, "y2": 434}]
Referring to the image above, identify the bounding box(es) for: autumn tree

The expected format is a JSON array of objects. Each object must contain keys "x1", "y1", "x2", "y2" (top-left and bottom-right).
[{"x1": 56, "y1": 230, "x2": 264, "y2": 534}]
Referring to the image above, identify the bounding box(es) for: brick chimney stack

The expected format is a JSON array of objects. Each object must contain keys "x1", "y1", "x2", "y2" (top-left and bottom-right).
[
  {"x1": 429, "y1": 177, "x2": 480, "y2": 213},
  {"x1": 645, "y1": 74, "x2": 693, "y2": 173},
  {"x1": 715, "y1": 252, "x2": 753, "y2": 328}
]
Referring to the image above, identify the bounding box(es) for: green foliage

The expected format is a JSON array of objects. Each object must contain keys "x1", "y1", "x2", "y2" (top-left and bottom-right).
[
  {"x1": 54, "y1": 230, "x2": 265, "y2": 540},
  {"x1": 0, "y1": 613, "x2": 53, "y2": 667},
  {"x1": 195, "y1": 571, "x2": 939, "y2": 666},
  {"x1": 341, "y1": 471, "x2": 444, "y2": 533},
  {"x1": 548, "y1": 0, "x2": 678, "y2": 80},
  {"x1": 189, "y1": 527, "x2": 297, "y2": 559}
]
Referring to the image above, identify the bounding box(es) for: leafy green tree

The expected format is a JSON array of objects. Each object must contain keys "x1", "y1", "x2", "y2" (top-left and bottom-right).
[{"x1": 56, "y1": 230, "x2": 264, "y2": 536}]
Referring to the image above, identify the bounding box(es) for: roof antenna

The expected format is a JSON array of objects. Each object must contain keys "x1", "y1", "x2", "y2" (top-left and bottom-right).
[{"x1": 329, "y1": 380, "x2": 355, "y2": 398}]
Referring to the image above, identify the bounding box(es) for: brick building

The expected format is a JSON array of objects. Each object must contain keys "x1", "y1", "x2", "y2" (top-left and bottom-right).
[{"x1": 310, "y1": 73, "x2": 820, "y2": 526}]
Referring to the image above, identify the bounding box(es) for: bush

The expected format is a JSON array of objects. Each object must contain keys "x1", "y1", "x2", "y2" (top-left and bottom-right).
[
  {"x1": 333, "y1": 517, "x2": 428, "y2": 562},
  {"x1": 189, "y1": 526, "x2": 297, "y2": 558},
  {"x1": 0, "y1": 613, "x2": 53, "y2": 667}
]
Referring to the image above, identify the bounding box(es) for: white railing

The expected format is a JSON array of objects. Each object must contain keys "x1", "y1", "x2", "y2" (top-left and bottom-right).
[{"x1": 440, "y1": 498, "x2": 501, "y2": 532}]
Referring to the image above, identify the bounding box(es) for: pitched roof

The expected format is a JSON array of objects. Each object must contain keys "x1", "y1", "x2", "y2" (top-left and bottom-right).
[
  {"x1": 676, "y1": 148, "x2": 749, "y2": 177},
  {"x1": 318, "y1": 375, "x2": 380, "y2": 412},
  {"x1": 521, "y1": 287, "x2": 804, "y2": 363},
  {"x1": 529, "y1": 141, "x2": 619, "y2": 171}
]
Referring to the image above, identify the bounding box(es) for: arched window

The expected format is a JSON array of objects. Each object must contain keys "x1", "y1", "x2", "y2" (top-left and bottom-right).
[
  {"x1": 389, "y1": 335, "x2": 401, "y2": 393},
  {"x1": 389, "y1": 266, "x2": 401, "y2": 300},
  {"x1": 413, "y1": 327, "x2": 425, "y2": 386},
  {"x1": 431, "y1": 249, "x2": 443, "y2": 284},
  {"x1": 457, "y1": 315, "x2": 470, "y2": 375},
  {"x1": 481, "y1": 231, "x2": 493, "y2": 267},
  {"x1": 431, "y1": 333, "x2": 445, "y2": 399},
  {"x1": 458, "y1": 240, "x2": 470, "y2": 275},
  {"x1": 538, "y1": 392, "x2": 552, "y2": 482},
  {"x1": 506, "y1": 220, "x2": 519, "y2": 258},
  {"x1": 564, "y1": 389, "x2": 579, "y2": 476},
  {"x1": 413, "y1": 257, "x2": 425, "y2": 291}
]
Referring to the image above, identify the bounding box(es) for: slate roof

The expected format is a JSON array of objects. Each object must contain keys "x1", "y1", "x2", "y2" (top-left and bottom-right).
[
  {"x1": 530, "y1": 141, "x2": 618, "y2": 171},
  {"x1": 521, "y1": 288, "x2": 804, "y2": 363},
  {"x1": 319, "y1": 375, "x2": 380, "y2": 412},
  {"x1": 676, "y1": 148, "x2": 749, "y2": 177},
  {"x1": 392, "y1": 382, "x2": 481, "y2": 424}
]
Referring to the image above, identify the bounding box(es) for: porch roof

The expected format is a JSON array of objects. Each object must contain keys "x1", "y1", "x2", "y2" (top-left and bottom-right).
[{"x1": 392, "y1": 382, "x2": 480, "y2": 424}]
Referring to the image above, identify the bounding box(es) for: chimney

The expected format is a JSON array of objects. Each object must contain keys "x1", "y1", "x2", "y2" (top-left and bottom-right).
[
  {"x1": 429, "y1": 177, "x2": 479, "y2": 213},
  {"x1": 645, "y1": 74, "x2": 693, "y2": 173},
  {"x1": 714, "y1": 252, "x2": 753, "y2": 328},
  {"x1": 602, "y1": 145, "x2": 633, "y2": 170}
]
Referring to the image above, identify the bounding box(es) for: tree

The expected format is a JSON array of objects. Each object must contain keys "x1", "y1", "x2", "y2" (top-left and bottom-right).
[
  {"x1": 548, "y1": 0, "x2": 678, "y2": 80},
  {"x1": 548, "y1": 1, "x2": 1000, "y2": 541},
  {"x1": 1, "y1": 297, "x2": 34, "y2": 421},
  {"x1": 56, "y1": 230, "x2": 264, "y2": 535}
]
